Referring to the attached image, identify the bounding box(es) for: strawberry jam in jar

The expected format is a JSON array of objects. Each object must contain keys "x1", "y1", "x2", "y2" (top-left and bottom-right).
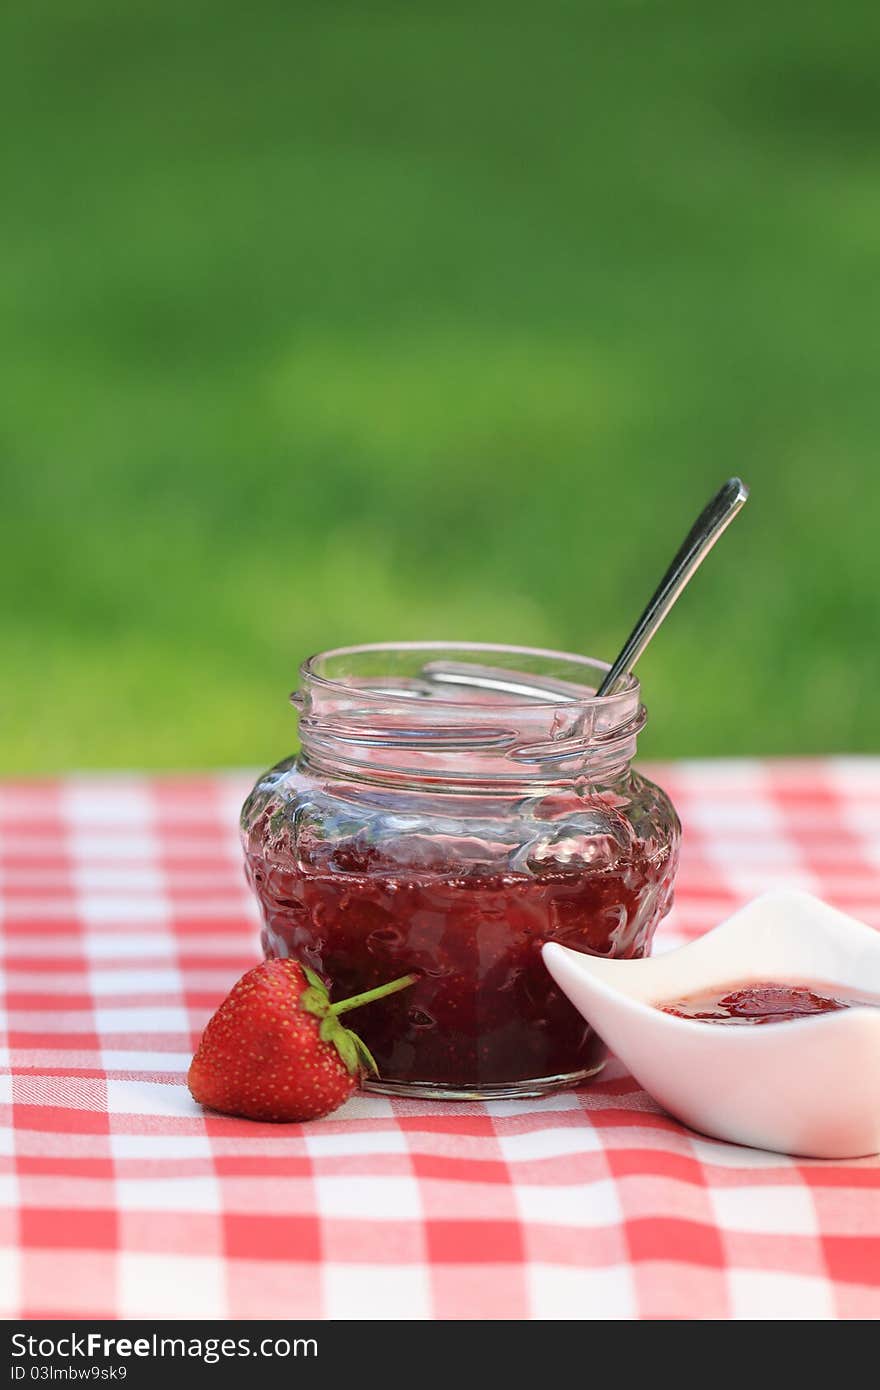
[{"x1": 241, "y1": 643, "x2": 680, "y2": 1098}]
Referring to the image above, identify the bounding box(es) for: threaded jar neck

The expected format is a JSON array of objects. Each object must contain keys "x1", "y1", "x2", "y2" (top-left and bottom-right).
[{"x1": 291, "y1": 642, "x2": 646, "y2": 793}]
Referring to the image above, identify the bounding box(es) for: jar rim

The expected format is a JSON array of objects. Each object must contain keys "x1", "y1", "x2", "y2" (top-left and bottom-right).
[{"x1": 298, "y1": 641, "x2": 639, "y2": 711}]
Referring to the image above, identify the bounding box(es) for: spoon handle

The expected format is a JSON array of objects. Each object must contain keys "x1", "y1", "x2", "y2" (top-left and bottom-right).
[{"x1": 596, "y1": 477, "x2": 749, "y2": 697}]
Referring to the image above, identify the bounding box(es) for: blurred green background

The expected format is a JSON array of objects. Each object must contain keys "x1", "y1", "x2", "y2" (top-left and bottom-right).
[{"x1": 2, "y1": 1, "x2": 878, "y2": 773}]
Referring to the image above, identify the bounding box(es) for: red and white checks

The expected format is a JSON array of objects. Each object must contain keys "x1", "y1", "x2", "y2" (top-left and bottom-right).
[{"x1": 1, "y1": 761, "x2": 878, "y2": 1320}]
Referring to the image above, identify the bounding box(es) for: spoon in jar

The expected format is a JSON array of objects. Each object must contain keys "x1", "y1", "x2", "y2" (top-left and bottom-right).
[{"x1": 596, "y1": 476, "x2": 749, "y2": 697}]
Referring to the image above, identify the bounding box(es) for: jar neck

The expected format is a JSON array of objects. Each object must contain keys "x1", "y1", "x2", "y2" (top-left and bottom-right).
[
  {"x1": 291, "y1": 643, "x2": 646, "y2": 796},
  {"x1": 295, "y1": 746, "x2": 640, "y2": 797}
]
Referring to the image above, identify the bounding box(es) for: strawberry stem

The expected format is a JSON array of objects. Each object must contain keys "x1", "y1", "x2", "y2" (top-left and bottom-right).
[{"x1": 329, "y1": 972, "x2": 418, "y2": 1017}]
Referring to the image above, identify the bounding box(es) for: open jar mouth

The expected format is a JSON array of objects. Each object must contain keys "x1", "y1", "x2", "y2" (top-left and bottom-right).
[
  {"x1": 299, "y1": 641, "x2": 639, "y2": 711},
  {"x1": 292, "y1": 642, "x2": 647, "y2": 787}
]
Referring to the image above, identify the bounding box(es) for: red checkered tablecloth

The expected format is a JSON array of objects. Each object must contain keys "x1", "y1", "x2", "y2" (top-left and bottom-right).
[{"x1": 1, "y1": 761, "x2": 879, "y2": 1320}]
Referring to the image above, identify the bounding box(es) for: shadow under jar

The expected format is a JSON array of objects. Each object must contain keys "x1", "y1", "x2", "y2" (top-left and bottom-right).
[{"x1": 241, "y1": 643, "x2": 681, "y2": 1099}]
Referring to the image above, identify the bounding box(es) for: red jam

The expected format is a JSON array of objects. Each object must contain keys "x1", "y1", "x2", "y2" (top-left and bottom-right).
[
  {"x1": 246, "y1": 837, "x2": 675, "y2": 1090},
  {"x1": 659, "y1": 981, "x2": 880, "y2": 1025}
]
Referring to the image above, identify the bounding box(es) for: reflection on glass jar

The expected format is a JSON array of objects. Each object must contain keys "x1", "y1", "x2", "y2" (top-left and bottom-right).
[{"x1": 241, "y1": 643, "x2": 681, "y2": 1099}]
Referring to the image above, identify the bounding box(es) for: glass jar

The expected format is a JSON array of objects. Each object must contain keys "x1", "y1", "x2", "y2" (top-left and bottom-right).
[{"x1": 240, "y1": 642, "x2": 680, "y2": 1099}]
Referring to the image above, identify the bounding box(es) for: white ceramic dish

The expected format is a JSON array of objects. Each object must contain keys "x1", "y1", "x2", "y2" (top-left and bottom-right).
[{"x1": 542, "y1": 890, "x2": 880, "y2": 1158}]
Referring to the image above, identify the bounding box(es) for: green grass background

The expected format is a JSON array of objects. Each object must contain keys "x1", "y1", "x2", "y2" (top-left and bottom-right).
[{"x1": 2, "y1": 1, "x2": 878, "y2": 773}]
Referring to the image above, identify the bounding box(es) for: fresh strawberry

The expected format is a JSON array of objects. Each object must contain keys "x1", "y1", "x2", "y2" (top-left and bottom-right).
[{"x1": 187, "y1": 958, "x2": 416, "y2": 1122}]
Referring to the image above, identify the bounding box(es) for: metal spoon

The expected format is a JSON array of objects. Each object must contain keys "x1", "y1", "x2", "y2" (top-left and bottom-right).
[{"x1": 596, "y1": 477, "x2": 749, "y2": 697}]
